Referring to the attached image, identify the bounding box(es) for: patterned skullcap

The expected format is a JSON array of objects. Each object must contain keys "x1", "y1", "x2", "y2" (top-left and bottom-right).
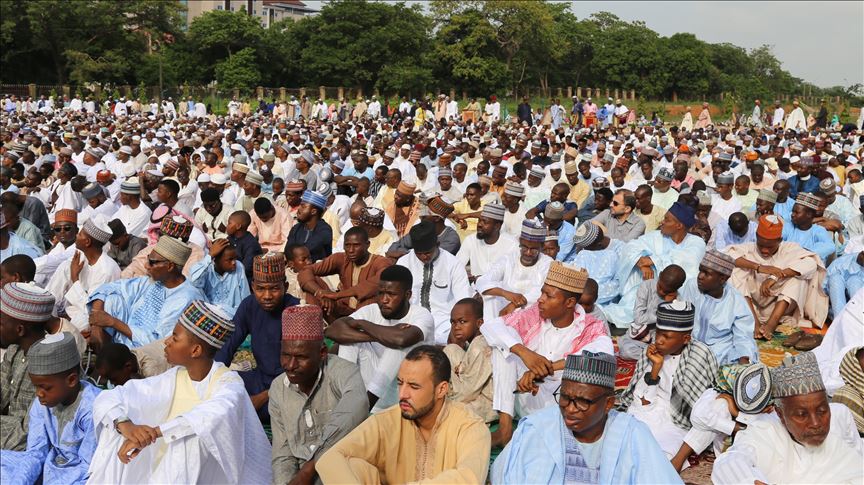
[
  {"x1": 54, "y1": 209, "x2": 77, "y2": 225},
  {"x1": 504, "y1": 181, "x2": 525, "y2": 197},
  {"x1": 798, "y1": 156, "x2": 816, "y2": 167},
  {"x1": 253, "y1": 253, "x2": 287, "y2": 283},
  {"x1": 178, "y1": 300, "x2": 235, "y2": 349},
  {"x1": 563, "y1": 351, "x2": 617, "y2": 389},
  {"x1": 285, "y1": 179, "x2": 305, "y2": 192},
  {"x1": 397, "y1": 181, "x2": 416, "y2": 196},
  {"x1": 544, "y1": 201, "x2": 565, "y2": 220},
  {"x1": 529, "y1": 166, "x2": 546, "y2": 179},
  {"x1": 735, "y1": 363, "x2": 773, "y2": 414},
  {"x1": 544, "y1": 261, "x2": 588, "y2": 294},
  {"x1": 233, "y1": 163, "x2": 250, "y2": 174},
  {"x1": 564, "y1": 161, "x2": 579, "y2": 175},
  {"x1": 700, "y1": 249, "x2": 736, "y2": 277},
  {"x1": 818, "y1": 177, "x2": 837, "y2": 195},
  {"x1": 656, "y1": 168, "x2": 674, "y2": 182},
  {"x1": 545, "y1": 230, "x2": 559, "y2": 242},
  {"x1": 478, "y1": 175, "x2": 493, "y2": 186},
  {"x1": 81, "y1": 182, "x2": 104, "y2": 200},
  {"x1": 696, "y1": 190, "x2": 712, "y2": 206},
  {"x1": 153, "y1": 236, "x2": 192, "y2": 266},
  {"x1": 591, "y1": 177, "x2": 610, "y2": 189},
  {"x1": 426, "y1": 196, "x2": 454, "y2": 218},
  {"x1": 160, "y1": 215, "x2": 193, "y2": 240},
  {"x1": 756, "y1": 188, "x2": 777, "y2": 203},
  {"x1": 0, "y1": 283, "x2": 55, "y2": 322},
  {"x1": 437, "y1": 167, "x2": 452, "y2": 178},
  {"x1": 771, "y1": 351, "x2": 825, "y2": 399},
  {"x1": 668, "y1": 201, "x2": 696, "y2": 229},
  {"x1": 27, "y1": 332, "x2": 80, "y2": 375},
  {"x1": 573, "y1": 222, "x2": 601, "y2": 250},
  {"x1": 281, "y1": 305, "x2": 324, "y2": 341},
  {"x1": 301, "y1": 190, "x2": 327, "y2": 210},
  {"x1": 245, "y1": 170, "x2": 264, "y2": 186},
  {"x1": 716, "y1": 171, "x2": 735, "y2": 185},
  {"x1": 317, "y1": 182, "x2": 334, "y2": 199},
  {"x1": 655, "y1": 299, "x2": 695, "y2": 332},
  {"x1": 359, "y1": 207, "x2": 385, "y2": 227},
  {"x1": 481, "y1": 203, "x2": 506, "y2": 222},
  {"x1": 717, "y1": 152, "x2": 734, "y2": 163},
  {"x1": 120, "y1": 177, "x2": 141, "y2": 195},
  {"x1": 82, "y1": 214, "x2": 112, "y2": 244},
  {"x1": 795, "y1": 192, "x2": 822, "y2": 211},
  {"x1": 520, "y1": 219, "x2": 546, "y2": 242},
  {"x1": 488, "y1": 148, "x2": 502, "y2": 157},
  {"x1": 580, "y1": 153, "x2": 593, "y2": 163}
]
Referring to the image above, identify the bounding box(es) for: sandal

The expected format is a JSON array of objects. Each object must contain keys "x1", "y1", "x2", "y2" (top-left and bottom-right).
[
  {"x1": 782, "y1": 331, "x2": 804, "y2": 347},
  {"x1": 794, "y1": 333, "x2": 823, "y2": 351}
]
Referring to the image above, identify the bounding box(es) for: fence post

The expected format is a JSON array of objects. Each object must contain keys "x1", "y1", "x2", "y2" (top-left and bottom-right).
[
  {"x1": 614, "y1": 88, "x2": 620, "y2": 101},
  {"x1": 672, "y1": 91, "x2": 678, "y2": 102},
  {"x1": 337, "y1": 86, "x2": 344, "y2": 101},
  {"x1": 555, "y1": 87, "x2": 562, "y2": 98},
  {"x1": 279, "y1": 87, "x2": 286, "y2": 101},
  {"x1": 605, "y1": 88, "x2": 610, "y2": 99},
  {"x1": 62, "y1": 86, "x2": 70, "y2": 99},
  {"x1": 28, "y1": 84, "x2": 36, "y2": 98},
  {"x1": 318, "y1": 86, "x2": 325, "y2": 100},
  {"x1": 449, "y1": 88, "x2": 455, "y2": 100},
  {"x1": 566, "y1": 86, "x2": 572, "y2": 99},
  {"x1": 462, "y1": 90, "x2": 467, "y2": 102},
  {"x1": 630, "y1": 89, "x2": 635, "y2": 101}
]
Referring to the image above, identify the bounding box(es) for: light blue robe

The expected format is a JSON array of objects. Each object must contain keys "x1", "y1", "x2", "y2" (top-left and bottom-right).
[
  {"x1": 782, "y1": 223, "x2": 834, "y2": 264},
  {"x1": 679, "y1": 279, "x2": 758, "y2": 364},
  {"x1": 826, "y1": 253, "x2": 864, "y2": 313},
  {"x1": 492, "y1": 406, "x2": 682, "y2": 484},
  {"x1": 88, "y1": 276, "x2": 205, "y2": 347},
  {"x1": 0, "y1": 232, "x2": 43, "y2": 262},
  {"x1": 604, "y1": 231, "x2": 706, "y2": 328},
  {"x1": 774, "y1": 198, "x2": 794, "y2": 223},
  {"x1": 187, "y1": 256, "x2": 250, "y2": 317},
  {"x1": 566, "y1": 239, "x2": 624, "y2": 305},
  {"x1": 0, "y1": 382, "x2": 100, "y2": 485},
  {"x1": 555, "y1": 221, "x2": 577, "y2": 262}
]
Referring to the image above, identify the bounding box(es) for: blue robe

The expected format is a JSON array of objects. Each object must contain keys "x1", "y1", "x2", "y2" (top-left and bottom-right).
[
  {"x1": 0, "y1": 232, "x2": 43, "y2": 262},
  {"x1": 604, "y1": 231, "x2": 706, "y2": 328},
  {"x1": 554, "y1": 221, "x2": 577, "y2": 262},
  {"x1": 0, "y1": 382, "x2": 100, "y2": 485},
  {"x1": 679, "y1": 279, "x2": 758, "y2": 364},
  {"x1": 782, "y1": 223, "x2": 834, "y2": 264},
  {"x1": 826, "y1": 253, "x2": 864, "y2": 313},
  {"x1": 187, "y1": 256, "x2": 250, "y2": 317},
  {"x1": 492, "y1": 406, "x2": 682, "y2": 484},
  {"x1": 566, "y1": 239, "x2": 624, "y2": 305},
  {"x1": 88, "y1": 277, "x2": 205, "y2": 347},
  {"x1": 787, "y1": 175, "x2": 820, "y2": 199},
  {"x1": 774, "y1": 198, "x2": 794, "y2": 224}
]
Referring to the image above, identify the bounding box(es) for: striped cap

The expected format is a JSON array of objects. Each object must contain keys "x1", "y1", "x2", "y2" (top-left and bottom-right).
[
  {"x1": 160, "y1": 215, "x2": 193, "y2": 241},
  {"x1": 245, "y1": 171, "x2": 264, "y2": 186},
  {"x1": 281, "y1": 305, "x2": 324, "y2": 341},
  {"x1": 700, "y1": 249, "x2": 736, "y2": 277},
  {"x1": 573, "y1": 222, "x2": 601, "y2": 250},
  {"x1": 253, "y1": 253, "x2": 286, "y2": 283},
  {"x1": 520, "y1": 219, "x2": 546, "y2": 242},
  {"x1": 233, "y1": 163, "x2": 250, "y2": 174},
  {"x1": 756, "y1": 188, "x2": 777, "y2": 203},
  {"x1": 655, "y1": 299, "x2": 695, "y2": 332},
  {"x1": 301, "y1": 190, "x2": 327, "y2": 210},
  {"x1": 178, "y1": 300, "x2": 235, "y2": 349},
  {"x1": 795, "y1": 192, "x2": 822, "y2": 211},
  {"x1": 818, "y1": 177, "x2": 836, "y2": 195},
  {"x1": 481, "y1": 203, "x2": 506, "y2": 222},
  {"x1": 437, "y1": 167, "x2": 453, "y2": 178},
  {"x1": 81, "y1": 183, "x2": 104, "y2": 199},
  {"x1": 563, "y1": 351, "x2": 617, "y2": 389},
  {"x1": 529, "y1": 166, "x2": 545, "y2": 179},
  {"x1": 153, "y1": 236, "x2": 192, "y2": 266},
  {"x1": 120, "y1": 177, "x2": 141, "y2": 195},
  {"x1": 0, "y1": 283, "x2": 55, "y2": 322},
  {"x1": 544, "y1": 261, "x2": 588, "y2": 294},
  {"x1": 771, "y1": 351, "x2": 825, "y2": 398},
  {"x1": 426, "y1": 196, "x2": 454, "y2": 218},
  {"x1": 27, "y1": 332, "x2": 80, "y2": 375},
  {"x1": 82, "y1": 214, "x2": 112, "y2": 243},
  {"x1": 397, "y1": 181, "x2": 416, "y2": 196},
  {"x1": 504, "y1": 181, "x2": 525, "y2": 197}
]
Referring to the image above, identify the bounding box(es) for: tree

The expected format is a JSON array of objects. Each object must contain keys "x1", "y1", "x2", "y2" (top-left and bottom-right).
[{"x1": 215, "y1": 47, "x2": 260, "y2": 91}]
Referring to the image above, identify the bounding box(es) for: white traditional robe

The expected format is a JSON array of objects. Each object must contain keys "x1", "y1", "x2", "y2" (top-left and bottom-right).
[
  {"x1": 814, "y1": 288, "x2": 864, "y2": 395},
  {"x1": 45, "y1": 251, "x2": 121, "y2": 332},
  {"x1": 456, "y1": 232, "x2": 517, "y2": 280},
  {"x1": 115, "y1": 203, "x2": 153, "y2": 238},
  {"x1": 475, "y1": 251, "x2": 553, "y2": 321},
  {"x1": 88, "y1": 363, "x2": 272, "y2": 484},
  {"x1": 785, "y1": 107, "x2": 807, "y2": 131}
]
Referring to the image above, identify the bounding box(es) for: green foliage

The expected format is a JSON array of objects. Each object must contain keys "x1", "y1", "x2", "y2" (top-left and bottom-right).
[{"x1": 0, "y1": 0, "x2": 857, "y2": 106}]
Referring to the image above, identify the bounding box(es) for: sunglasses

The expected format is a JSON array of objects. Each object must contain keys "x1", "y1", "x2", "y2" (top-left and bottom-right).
[{"x1": 52, "y1": 225, "x2": 75, "y2": 232}]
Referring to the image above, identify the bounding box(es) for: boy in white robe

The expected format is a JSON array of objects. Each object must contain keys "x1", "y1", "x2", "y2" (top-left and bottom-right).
[{"x1": 87, "y1": 300, "x2": 272, "y2": 484}]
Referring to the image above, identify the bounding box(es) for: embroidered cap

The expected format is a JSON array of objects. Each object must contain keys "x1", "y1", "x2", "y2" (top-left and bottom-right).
[
  {"x1": 771, "y1": 351, "x2": 825, "y2": 399},
  {"x1": 153, "y1": 236, "x2": 192, "y2": 267},
  {"x1": 481, "y1": 203, "x2": 506, "y2": 222},
  {"x1": 160, "y1": 215, "x2": 193, "y2": 241},
  {"x1": 573, "y1": 222, "x2": 601, "y2": 250},
  {"x1": 520, "y1": 219, "x2": 546, "y2": 242},
  {"x1": 27, "y1": 333, "x2": 80, "y2": 376},
  {"x1": 281, "y1": 305, "x2": 324, "y2": 341},
  {"x1": 655, "y1": 299, "x2": 695, "y2": 332},
  {"x1": 359, "y1": 207, "x2": 385, "y2": 227},
  {"x1": 253, "y1": 253, "x2": 286, "y2": 283},
  {"x1": 544, "y1": 261, "x2": 588, "y2": 294},
  {"x1": 795, "y1": 192, "x2": 822, "y2": 211},
  {"x1": 756, "y1": 188, "x2": 777, "y2": 203},
  {"x1": 396, "y1": 181, "x2": 416, "y2": 196},
  {"x1": 563, "y1": 351, "x2": 617, "y2": 389},
  {"x1": 54, "y1": 209, "x2": 77, "y2": 225},
  {"x1": 0, "y1": 283, "x2": 55, "y2": 322},
  {"x1": 120, "y1": 177, "x2": 141, "y2": 195},
  {"x1": 301, "y1": 190, "x2": 327, "y2": 210},
  {"x1": 178, "y1": 300, "x2": 235, "y2": 349},
  {"x1": 735, "y1": 363, "x2": 773, "y2": 414},
  {"x1": 82, "y1": 214, "x2": 113, "y2": 244},
  {"x1": 756, "y1": 214, "x2": 783, "y2": 239},
  {"x1": 504, "y1": 181, "x2": 525, "y2": 198},
  {"x1": 426, "y1": 196, "x2": 454, "y2": 218},
  {"x1": 544, "y1": 201, "x2": 565, "y2": 220},
  {"x1": 700, "y1": 249, "x2": 736, "y2": 277}
]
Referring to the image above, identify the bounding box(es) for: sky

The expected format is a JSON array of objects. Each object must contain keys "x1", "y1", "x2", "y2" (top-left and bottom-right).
[{"x1": 302, "y1": 0, "x2": 863, "y2": 88}]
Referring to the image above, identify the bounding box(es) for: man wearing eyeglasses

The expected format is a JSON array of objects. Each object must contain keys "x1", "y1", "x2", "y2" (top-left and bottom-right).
[{"x1": 492, "y1": 351, "x2": 681, "y2": 484}]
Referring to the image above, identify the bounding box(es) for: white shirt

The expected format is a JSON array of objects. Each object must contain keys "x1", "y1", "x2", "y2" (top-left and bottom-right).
[
  {"x1": 115, "y1": 203, "x2": 153, "y2": 238},
  {"x1": 45, "y1": 251, "x2": 121, "y2": 331},
  {"x1": 457, "y1": 232, "x2": 517, "y2": 279},
  {"x1": 710, "y1": 194, "x2": 743, "y2": 221}
]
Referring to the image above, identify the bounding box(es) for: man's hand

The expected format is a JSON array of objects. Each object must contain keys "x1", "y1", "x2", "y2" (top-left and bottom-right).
[
  {"x1": 760, "y1": 278, "x2": 776, "y2": 297},
  {"x1": 209, "y1": 237, "x2": 230, "y2": 258},
  {"x1": 69, "y1": 251, "x2": 85, "y2": 283},
  {"x1": 318, "y1": 293, "x2": 337, "y2": 314},
  {"x1": 89, "y1": 309, "x2": 115, "y2": 329},
  {"x1": 118, "y1": 438, "x2": 144, "y2": 464},
  {"x1": 287, "y1": 460, "x2": 318, "y2": 485},
  {"x1": 637, "y1": 256, "x2": 654, "y2": 280},
  {"x1": 513, "y1": 345, "x2": 553, "y2": 378},
  {"x1": 646, "y1": 344, "x2": 664, "y2": 370},
  {"x1": 758, "y1": 265, "x2": 784, "y2": 279},
  {"x1": 498, "y1": 302, "x2": 517, "y2": 317},
  {"x1": 504, "y1": 291, "x2": 528, "y2": 308},
  {"x1": 117, "y1": 422, "x2": 160, "y2": 448},
  {"x1": 517, "y1": 371, "x2": 540, "y2": 395}
]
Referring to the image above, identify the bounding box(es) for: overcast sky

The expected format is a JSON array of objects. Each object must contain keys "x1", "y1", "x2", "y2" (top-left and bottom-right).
[{"x1": 304, "y1": 1, "x2": 863, "y2": 88}]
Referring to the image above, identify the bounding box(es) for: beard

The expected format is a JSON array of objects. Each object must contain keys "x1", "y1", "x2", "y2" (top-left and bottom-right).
[{"x1": 400, "y1": 398, "x2": 435, "y2": 421}]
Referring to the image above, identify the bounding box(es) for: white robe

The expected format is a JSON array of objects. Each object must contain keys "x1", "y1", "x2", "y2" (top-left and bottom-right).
[
  {"x1": 44, "y1": 251, "x2": 121, "y2": 331},
  {"x1": 88, "y1": 363, "x2": 272, "y2": 484},
  {"x1": 456, "y1": 232, "x2": 518, "y2": 279},
  {"x1": 115, "y1": 204, "x2": 153, "y2": 238},
  {"x1": 475, "y1": 251, "x2": 553, "y2": 321},
  {"x1": 785, "y1": 107, "x2": 807, "y2": 131},
  {"x1": 814, "y1": 287, "x2": 864, "y2": 395}
]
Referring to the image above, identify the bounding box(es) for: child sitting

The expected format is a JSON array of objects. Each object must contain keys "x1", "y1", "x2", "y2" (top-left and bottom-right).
[
  {"x1": 0, "y1": 332, "x2": 100, "y2": 484},
  {"x1": 88, "y1": 300, "x2": 272, "y2": 484},
  {"x1": 93, "y1": 342, "x2": 143, "y2": 388},
  {"x1": 226, "y1": 211, "x2": 263, "y2": 284},
  {"x1": 443, "y1": 298, "x2": 495, "y2": 426},
  {"x1": 618, "y1": 264, "x2": 686, "y2": 360},
  {"x1": 578, "y1": 278, "x2": 608, "y2": 328},
  {"x1": 618, "y1": 300, "x2": 718, "y2": 469},
  {"x1": 670, "y1": 363, "x2": 774, "y2": 471},
  {"x1": 284, "y1": 243, "x2": 312, "y2": 303}
]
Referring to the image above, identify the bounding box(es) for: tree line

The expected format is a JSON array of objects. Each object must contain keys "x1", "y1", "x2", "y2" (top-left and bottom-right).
[{"x1": 1, "y1": 0, "x2": 860, "y2": 103}]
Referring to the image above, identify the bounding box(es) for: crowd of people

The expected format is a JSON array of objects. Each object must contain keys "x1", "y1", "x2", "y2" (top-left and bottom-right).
[{"x1": 0, "y1": 92, "x2": 863, "y2": 484}]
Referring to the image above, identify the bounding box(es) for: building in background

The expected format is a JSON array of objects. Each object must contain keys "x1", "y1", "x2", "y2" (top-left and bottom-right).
[{"x1": 181, "y1": 0, "x2": 317, "y2": 29}]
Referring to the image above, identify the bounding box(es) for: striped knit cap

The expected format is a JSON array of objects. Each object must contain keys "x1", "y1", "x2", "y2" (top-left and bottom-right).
[
  {"x1": 563, "y1": 351, "x2": 616, "y2": 389},
  {"x1": 178, "y1": 300, "x2": 235, "y2": 349},
  {"x1": 0, "y1": 283, "x2": 55, "y2": 322},
  {"x1": 655, "y1": 299, "x2": 695, "y2": 332}
]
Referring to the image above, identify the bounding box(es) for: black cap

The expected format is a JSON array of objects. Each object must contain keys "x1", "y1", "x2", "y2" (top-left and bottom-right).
[{"x1": 410, "y1": 220, "x2": 438, "y2": 252}]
